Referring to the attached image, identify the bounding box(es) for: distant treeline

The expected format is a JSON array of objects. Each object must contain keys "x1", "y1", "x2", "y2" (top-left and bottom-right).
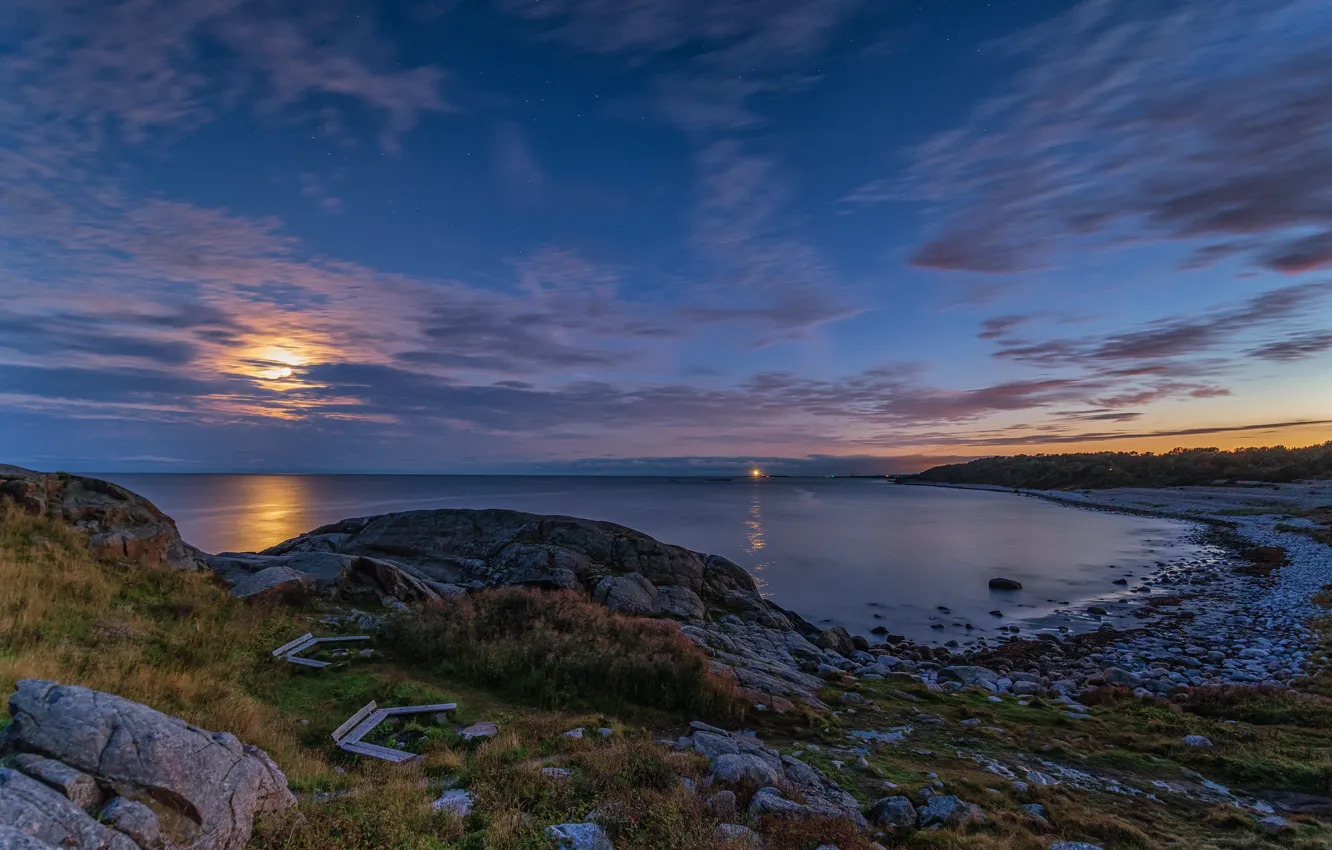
[{"x1": 910, "y1": 442, "x2": 1332, "y2": 490}]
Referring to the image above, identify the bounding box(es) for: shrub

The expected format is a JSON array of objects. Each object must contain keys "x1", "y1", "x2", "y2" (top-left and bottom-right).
[
  {"x1": 380, "y1": 587, "x2": 746, "y2": 720},
  {"x1": 911, "y1": 441, "x2": 1332, "y2": 490},
  {"x1": 1180, "y1": 685, "x2": 1332, "y2": 727}
]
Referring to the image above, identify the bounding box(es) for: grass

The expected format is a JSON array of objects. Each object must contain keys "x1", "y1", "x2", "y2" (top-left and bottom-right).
[{"x1": 0, "y1": 503, "x2": 326, "y2": 779}]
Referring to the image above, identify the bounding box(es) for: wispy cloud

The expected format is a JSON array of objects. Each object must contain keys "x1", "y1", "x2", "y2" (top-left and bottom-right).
[
  {"x1": 497, "y1": 0, "x2": 861, "y2": 132},
  {"x1": 859, "y1": 0, "x2": 1332, "y2": 275},
  {"x1": 494, "y1": 121, "x2": 547, "y2": 207},
  {"x1": 3, "y1": 0, "x2": 449, "y2": 152},
  {"x1": 682, "y1": 140, "x2": 860, "y2": 337},
  {"x1": 870, "y1": 419, "x2": 1332, "y2": 450},
  {"x1": 993, "y1": 282, "x2": 1332, "y2": 369}
]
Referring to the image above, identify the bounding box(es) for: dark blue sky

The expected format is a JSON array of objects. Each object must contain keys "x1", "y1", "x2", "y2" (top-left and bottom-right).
[{"x1": 2, "y1": 0, "x2": 1330, "y2": 473}]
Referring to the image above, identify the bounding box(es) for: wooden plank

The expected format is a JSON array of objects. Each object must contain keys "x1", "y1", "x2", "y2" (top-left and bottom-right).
[
  {"x1": 271, "y1": 632, "x2": 314, "y2": 657},
  {"x1": 280, "y1": 636, "x2": 320, "y2": 658},
  {"x1": 309, "y1": 635, "x2": 371, "y2": 644},
  {"x1": 338, "y1": 741, "x2": 418, "y2": 762},
  {"x1": 344, "y1": 742, "x2": 418, "y2": 763},
  {"x1": 331, "y1": 701, "x2": 378, "y2": 743},
  {"x1": 283, "y1": 656, "x2": 330, "y2": 668},
  {"x1": 342, "y1": 709, "x2": 389, "y2": 746},
  {"x1": 378, "y1": 703, "x2": 457, "y2": 716}
]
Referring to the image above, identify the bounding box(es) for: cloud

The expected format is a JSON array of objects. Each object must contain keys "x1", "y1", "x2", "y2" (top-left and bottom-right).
[
  {"x1": 492, "y1": 2, "x2": 869, "y2": 334},
  {"x1": 977, "y1": 314, "x2": 1036, "y2": 340},
  {"x1": 878, "y1": 0, "x2": 1332, "y2": 275},
  {"x1": 276, "y1": 361, "x2": 1109, "y2": 439},
  {"x1": 543, "y1": 453, "x2": 968, "y2": 476},
  {"x1": 876, "y1": 418, "x2": 1332, "y2": 450},
  {"x1": 299, "y1": 172, "x2": 343, "y2": 212},
  {"x1": 995, "y1": 282, "x2": 1332, "y2": 369},
  {"x1": 0, "y1": 184, "x2": 680, "y2": 423},
  {"x1": 494, "y1": 122, "x2": 547, "y2": 207},
  {"x1": 684, "y1": 140, "x2": 859, "y2": 336},
  {"x1": 0, "y1": 314, "x2": 202, "y2": 366},
  {"x1": 498, "y1": 0, "x2": 863, "y2": 133},
  {"x1": 3, "y1": 0, "x2": 449, "y2": 152},
  {"x1": 1247, "y1": 331, "x2": 1332, "y2": 363}
]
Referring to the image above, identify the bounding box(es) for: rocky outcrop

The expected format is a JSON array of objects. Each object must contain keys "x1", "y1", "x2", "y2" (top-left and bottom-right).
[
  {"x1": 209, "y1": 508, "x2": 795, "y2": 627},
  {"x1": 211, "y1": 508, "x2": 848, "y2": 707},
  {"x1": 1, "y1": 680, "x2": 294, "y2": 850},
  {"x1": 0, "y1": 467, "x2": 203, "y2": 571}
]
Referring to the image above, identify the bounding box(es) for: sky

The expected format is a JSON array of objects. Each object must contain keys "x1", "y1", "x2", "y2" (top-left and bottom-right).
[{"x1": 2, "y1": 0, "x2": 1331, "y2": 475}]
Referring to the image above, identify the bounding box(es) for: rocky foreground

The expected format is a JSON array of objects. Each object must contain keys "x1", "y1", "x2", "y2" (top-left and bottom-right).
[
  {"x1": 0, "y1": 680, "x2": 293, "y2": 850},
  {"x1": 2, "y1": 466, "x2": 1331, "y2": 848}
]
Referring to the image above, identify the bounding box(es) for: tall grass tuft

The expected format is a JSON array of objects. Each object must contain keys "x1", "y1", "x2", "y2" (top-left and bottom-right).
[{"x1": 380, "y1": 587, "x2": 746, "y2": 720}]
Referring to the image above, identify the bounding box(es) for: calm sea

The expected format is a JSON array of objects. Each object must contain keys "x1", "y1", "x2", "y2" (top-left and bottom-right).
[{"x1": 102, "y1": 474, "x2": 1201, "y2": 645}]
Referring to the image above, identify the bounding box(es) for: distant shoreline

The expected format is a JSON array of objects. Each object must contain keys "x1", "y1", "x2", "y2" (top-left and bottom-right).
[{"x1": 898, "y1": 479, "x2": 1240, "y2": 528}]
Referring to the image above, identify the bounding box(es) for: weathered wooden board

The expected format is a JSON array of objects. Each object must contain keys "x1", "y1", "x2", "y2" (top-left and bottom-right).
[
  {"x1": 271, "y1": 633, "x2": 314, "y2": 657},
  {"x1": 283, "y1": 656, "x2": 330, "y2": 668},
  {"x1": 331, "y1": 701, "x2": 378, "y2": 743},
  {"x1": 342, "y1": 709, "x2": 390, "y2": 745},
  {"x1": 338, "y1": 741, "x2": 418, "y2": 762},
  {"x1": 379, "y1": 703, "x2": 457, "y2": 716}
]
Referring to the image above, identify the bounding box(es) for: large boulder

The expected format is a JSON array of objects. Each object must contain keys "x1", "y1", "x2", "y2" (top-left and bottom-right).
[
  {"x1": 4, "y1": 680, "x2": 294, "y2": 850},
  {"x1": 227, "y1": 566, "x2": 315, "y2": 602},
  {"x1": 870, "y1": 795, "x2": 917, "y2": 829},
  {"x1": 709, "y1": 754, "x2": 781, "y2": 787},
  {"x1": 918, "y1": 795, "x2": 987, "y2": 828},
  {"x1": 0, "y1": 467, "x2": 203, "y2": 571},
  {"x1": 816, "y1": 626, "x2": 855, "y2": 657}
]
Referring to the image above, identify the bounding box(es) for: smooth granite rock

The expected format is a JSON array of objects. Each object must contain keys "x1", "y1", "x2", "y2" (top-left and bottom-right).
[
  {"x1": 0, "y1": 768, "x2": 138, "y2": 850},
  {"x1": 6, "y1": 680, "x2": 294, "y2": 850},
  {"x1": 97, "y1": 798, "x2": 161, "y2": 849},
  {"x1": 11, "y1": 755, "x2": 102, "y2": 812}
]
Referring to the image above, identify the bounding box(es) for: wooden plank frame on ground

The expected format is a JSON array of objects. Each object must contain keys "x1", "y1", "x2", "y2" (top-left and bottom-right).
[
  {"x1": 331, "y1": 700, "x2": 459, "y2": 763},
  {"x1": 270, "y1": 633, "x2": 372, "y2": 668}
]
